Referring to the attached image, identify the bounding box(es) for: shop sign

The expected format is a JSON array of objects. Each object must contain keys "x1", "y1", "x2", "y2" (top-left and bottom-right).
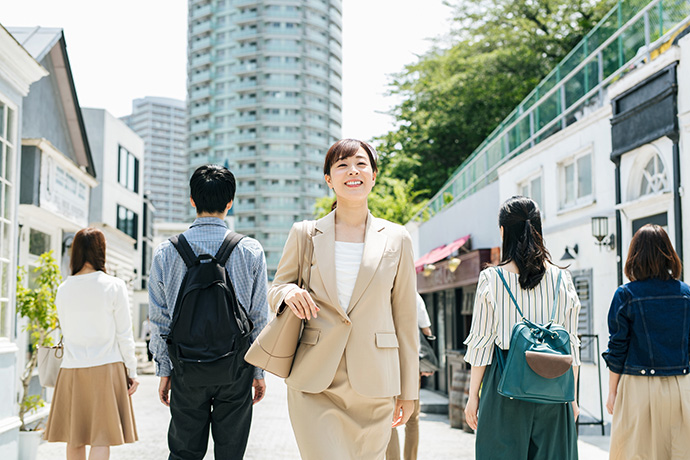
[{"x1": 39, "y1": 154, "x2": 90, "y2": 227}]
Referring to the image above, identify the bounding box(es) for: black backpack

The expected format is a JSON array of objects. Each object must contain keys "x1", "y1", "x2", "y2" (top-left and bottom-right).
[{"x1": 166, "y1": 232, "x2": 254, "y2": 387}]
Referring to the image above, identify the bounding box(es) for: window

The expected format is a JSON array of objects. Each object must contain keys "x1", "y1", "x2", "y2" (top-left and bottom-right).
[
  {"x1": 518, "y1": 175, "x2": 543, "y2": 212},
  {"x1": 560, "y1": 153, "x2": 592, "y2": 209},
  {"x1": 0, "y1": 100, "x2": 15, "y2": 338},
  {"x1": 639, "y1": 153, "x2": 668, "y2": 198},
  {"x1": 118, "y1": 146, "x2": 139, "y2": 193},
  {"x1": 29, "y1": 229, "x2": 51, "y2": 257},
  {"x1": 117, "y1": 205, "x2": 138, "y2": 241}
]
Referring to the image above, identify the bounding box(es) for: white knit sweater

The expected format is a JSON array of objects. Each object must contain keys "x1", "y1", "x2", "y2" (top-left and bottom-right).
[{"x1": 56, "y1": 271, "x2": 138, "y2": 377}]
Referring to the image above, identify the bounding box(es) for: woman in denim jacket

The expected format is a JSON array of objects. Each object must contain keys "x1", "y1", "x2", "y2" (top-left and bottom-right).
[{"x1": 603, "y1": 224, "x2": 690, "y2": 460}]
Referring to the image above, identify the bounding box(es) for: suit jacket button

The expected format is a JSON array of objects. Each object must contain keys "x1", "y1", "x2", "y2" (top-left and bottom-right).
[
  {"x1": 640, "y1": 370, "x2": 646, "y2": 375},
  {"x1": 650, "y1": 369, "x2": 655, "y2": 375}
]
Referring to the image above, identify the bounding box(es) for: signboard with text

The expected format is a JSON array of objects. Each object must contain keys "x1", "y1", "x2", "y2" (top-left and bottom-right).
[{"x1": 39, "y1": 154, "x2": 90, "y2": 228}]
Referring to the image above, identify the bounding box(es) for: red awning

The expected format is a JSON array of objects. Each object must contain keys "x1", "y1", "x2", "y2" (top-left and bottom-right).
[{"x1": 415, "y1": 235, "x2": 471, "y2": 273}]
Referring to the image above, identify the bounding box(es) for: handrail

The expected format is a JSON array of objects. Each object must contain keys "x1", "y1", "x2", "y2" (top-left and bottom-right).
[{"x1": 413, "y1": 0, "x2": 690, "y2": 222}]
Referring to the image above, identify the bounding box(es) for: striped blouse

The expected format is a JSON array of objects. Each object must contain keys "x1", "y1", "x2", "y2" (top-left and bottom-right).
[{"x1": 463, "y1": 265, "x2": 582, "y2": 367}]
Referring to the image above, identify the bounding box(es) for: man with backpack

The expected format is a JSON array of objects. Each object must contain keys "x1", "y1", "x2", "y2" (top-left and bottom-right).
[{"x1": 148, "y1": 165, "x2": 269, "y2": 460}]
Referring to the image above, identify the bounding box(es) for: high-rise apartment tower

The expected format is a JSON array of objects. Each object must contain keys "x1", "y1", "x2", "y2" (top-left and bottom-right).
[
  {"x1": 123, "y1": 97, "x2": 187, "y2": 223},
  {"x1": 187, "y1": 0, "x2": 343, "y2": 277}
]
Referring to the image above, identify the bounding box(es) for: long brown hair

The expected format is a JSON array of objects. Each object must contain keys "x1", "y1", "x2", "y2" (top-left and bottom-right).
[
  {"x1": 70, "y1": 227, "x2": 107, "y2": 275},
  {"x1": 624, "y1": 224, "x2": 681, "y2": 281}
]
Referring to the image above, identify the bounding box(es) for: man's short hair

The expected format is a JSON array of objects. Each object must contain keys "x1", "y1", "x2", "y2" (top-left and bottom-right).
[{"x1": 190, "y1": 165, "x2": 236, "y2": 214}]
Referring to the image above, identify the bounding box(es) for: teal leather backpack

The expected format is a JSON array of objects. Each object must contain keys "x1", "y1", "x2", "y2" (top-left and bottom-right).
[{"x1": 494, "y1": 268, "x2": 575, "y2": 404}]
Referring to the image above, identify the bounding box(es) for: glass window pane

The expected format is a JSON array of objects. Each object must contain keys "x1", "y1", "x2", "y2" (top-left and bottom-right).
[
  {"x1": 521, "y1": 185, "x2": 529, "y2": 196},
  {"x1": 565, "y1": 164, "x2": 575, "y2": 204},
  {"x1": 6, "y1": 107, "x2": 13, "y2": 144},
  {"x1": 118, "y1": 147, "x2": 128, "y2": 186},
  {"x1": 29, "y1": 228, "x2": 51, "y2": 256},
  {"x1": 531, "y1": 177, "x2": 542, "y2": 210},
  {"x1": 0, "y1": 103, "x2": 5, "y2": 140},
  {"x1": 577, "y1": 154, "x2": 592, "y2": 198},
  {"x1": 0, "y1": 300, "x2": 7, "y2": 337},
  {"x1": 127, "y1": 154, "x2": 135, "y2": 191},
  {"x1": 2, "y1": 143, "x2": 9, "y2": 181},
  {"x1": 1, "y1": 223, "x2": 9, "y2": 260},
  {"x1": 0, "y1": 261, "x2": 8, "y2": 299}
]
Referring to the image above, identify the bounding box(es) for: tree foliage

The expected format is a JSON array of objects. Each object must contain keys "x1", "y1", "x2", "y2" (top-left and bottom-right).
[
  {"x1": 313, "y1": 176, "x2": 428, "y2": 225},
  {"x1": 375, "y1": 0, "x2": 616, "y2": 201},
  {"x1": 16, "y1": 252, "x2": 61, "y2": 430}
]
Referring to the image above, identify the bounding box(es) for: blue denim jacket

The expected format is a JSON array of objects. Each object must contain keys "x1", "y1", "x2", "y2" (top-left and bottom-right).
[{"x1": 603, "y1": 279, "x2": 690, "y2": 376}]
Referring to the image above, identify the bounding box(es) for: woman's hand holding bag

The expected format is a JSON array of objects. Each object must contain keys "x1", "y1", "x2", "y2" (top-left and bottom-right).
[{"x1": 284, "y1": 287, "x2": 319, "y2": 320}]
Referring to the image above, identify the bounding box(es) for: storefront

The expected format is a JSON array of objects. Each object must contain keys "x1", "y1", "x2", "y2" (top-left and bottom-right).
[{"x1": 416, "y1": 247, "x2": 499, "y2": 394}]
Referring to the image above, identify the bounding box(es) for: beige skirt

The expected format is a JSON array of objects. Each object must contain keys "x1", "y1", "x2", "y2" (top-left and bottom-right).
[
  {"x1": 287, "y1": 355, "x2": 396, "y2": 460},
  {"x1": 610, "y1": 373, "x2": 690, "y2": 460},
  {"x1": 44, "y1": 362, "x2": 138, "y2": 446}
]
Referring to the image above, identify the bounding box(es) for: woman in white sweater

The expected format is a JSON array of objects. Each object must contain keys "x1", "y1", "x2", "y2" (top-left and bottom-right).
[{"x1": 44, "y1": 228, "x2": 139, "y2": 460}]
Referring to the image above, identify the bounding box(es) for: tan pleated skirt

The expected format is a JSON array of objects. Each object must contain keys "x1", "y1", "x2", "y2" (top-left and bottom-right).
[
  {"x1": 44, "y1": 362, "x2": 138, "y2": 446},
  {"x1": 287, "y1": 355, "x2": 396, "y2": 460},
  {"x1": 610, "y1": 373, "x2": 690, "y2": 460}
]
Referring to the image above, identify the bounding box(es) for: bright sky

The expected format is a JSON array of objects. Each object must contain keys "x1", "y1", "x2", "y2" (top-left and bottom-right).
[{"x1": 1, "y1": 0, "x2": 452, "y2": 142}]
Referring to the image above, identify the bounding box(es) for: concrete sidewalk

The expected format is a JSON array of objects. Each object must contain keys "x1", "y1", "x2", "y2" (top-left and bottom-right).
[{"x1": 37, "y1": 373, "x2": 610, "y2": 459}]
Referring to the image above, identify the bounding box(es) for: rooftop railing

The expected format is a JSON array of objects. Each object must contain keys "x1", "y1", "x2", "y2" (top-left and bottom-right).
[{"x1": 413, "y1": 0, "x2": 690, "y2": 222}]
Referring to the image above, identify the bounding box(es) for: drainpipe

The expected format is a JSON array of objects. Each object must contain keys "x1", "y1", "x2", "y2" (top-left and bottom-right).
[
  {"x1": 672, "y1": 133, "x2": 683, "y2": 271},
  {"x1": 614, "y1": 158, "x2": 623, "y2": 286}
]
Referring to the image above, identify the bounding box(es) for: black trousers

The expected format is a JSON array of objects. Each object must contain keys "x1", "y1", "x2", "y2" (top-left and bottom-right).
[{"x1": 168, "y1": 364, "x2": 254, "y2": 460}]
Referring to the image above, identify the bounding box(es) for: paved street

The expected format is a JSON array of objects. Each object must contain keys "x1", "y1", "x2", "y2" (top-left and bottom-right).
[{"x1": 37, "y1": 373, "x2": 610, "y2": 459}]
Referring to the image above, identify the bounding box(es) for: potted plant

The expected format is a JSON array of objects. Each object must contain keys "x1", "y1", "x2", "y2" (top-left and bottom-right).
[{"x1": 15, "y1": 251, "x2": 61, "y2": 459}]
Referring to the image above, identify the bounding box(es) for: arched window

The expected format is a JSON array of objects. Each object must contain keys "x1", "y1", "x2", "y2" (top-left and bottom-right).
[{"x1": 639, "y1": 153, "x2": 668, "y2": 197}]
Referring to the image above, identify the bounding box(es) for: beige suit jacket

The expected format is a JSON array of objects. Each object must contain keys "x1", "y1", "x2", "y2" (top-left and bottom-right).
[{"x1": 268, "y1": 211, "x2": 419, "y2": 400}]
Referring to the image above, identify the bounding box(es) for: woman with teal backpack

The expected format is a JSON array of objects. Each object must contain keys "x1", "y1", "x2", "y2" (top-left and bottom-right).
[{"x1": 463, "y1": 196, "x2": 581, "y2": 459}]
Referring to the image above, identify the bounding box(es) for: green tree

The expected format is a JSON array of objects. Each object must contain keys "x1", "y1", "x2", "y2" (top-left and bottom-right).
[
  {"x1": 16, "y1": 252, "x2": 61, "y2": 431},
  {"x1": 376, "y1": 0, "x2": 616, "y2": 200},
  {"x1": 313, "y1": 175, "x2": 427, "y2": 225}
]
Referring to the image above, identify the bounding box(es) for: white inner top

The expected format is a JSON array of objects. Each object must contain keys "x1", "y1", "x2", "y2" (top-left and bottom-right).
[
  {"x1": 56, "y1": 271, "x2": 138, "y2": 377},
  {"x1": 334, "y1": 241, "x2": 364, "y2": 311}
]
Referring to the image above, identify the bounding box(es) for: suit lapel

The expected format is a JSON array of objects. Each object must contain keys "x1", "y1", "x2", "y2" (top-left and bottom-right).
[
  {"x1": 347, "y1": 214, "x2": 387, "y2": 314},
  {"x1": 312, "y1": 212, "x2": 343, "y2": 315}
]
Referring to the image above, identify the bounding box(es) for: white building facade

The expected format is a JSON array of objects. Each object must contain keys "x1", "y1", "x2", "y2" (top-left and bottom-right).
[
  {"x1": 407, "y1": 2, "x2": 690, "y2": 430},
  {"x1": 82, "y1": 108, "x2": 150, "y2": 341},
  {"x1": 0, "y1": 24, "x2": 46, "y2": 458},
  {"x1": 122, "y1": 96, "x2": 187, "y2": 223}
]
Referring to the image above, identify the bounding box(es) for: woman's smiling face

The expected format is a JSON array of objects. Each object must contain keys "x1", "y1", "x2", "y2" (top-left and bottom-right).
[{"x1": 326, "y1": 147, "x2": 377, "y2": 202}]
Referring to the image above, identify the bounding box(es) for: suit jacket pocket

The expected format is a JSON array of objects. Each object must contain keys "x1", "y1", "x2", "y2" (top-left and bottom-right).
[
  {"x1": 300, "y1": 327, "x2": 321, "y2": 345},
  {"x1": 375, "y1": 332, "x2": 399, "y2": 348}
]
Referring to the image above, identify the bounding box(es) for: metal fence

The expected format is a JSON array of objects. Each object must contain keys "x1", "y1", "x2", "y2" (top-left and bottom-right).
[{"x1": 414, "y1": 0, "x2": 690, "y2": 222}]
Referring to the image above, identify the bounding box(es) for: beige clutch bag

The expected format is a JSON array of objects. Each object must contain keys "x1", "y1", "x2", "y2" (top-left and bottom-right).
[{"x1": 245, "y1": 221, "x2": 315, "y2": 378}]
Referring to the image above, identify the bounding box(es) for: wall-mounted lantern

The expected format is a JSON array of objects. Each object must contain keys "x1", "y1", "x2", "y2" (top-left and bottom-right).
[
  {"x1": 422, "y1": 264, "x2": 436, "y2": 277},
  {"x1": 560, "y1": 244, "x2": 579, "y2": 261},
  {"x1": 591, "y1": 216, "x2": 615, "y2": 250}
]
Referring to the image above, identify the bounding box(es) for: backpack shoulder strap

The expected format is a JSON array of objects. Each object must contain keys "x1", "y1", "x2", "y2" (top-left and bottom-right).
[
  {"x1": 494, "y1": 267, "x2": 524, "y2": 319},
  {"x1": 169, "y1": 234, "x2": 197, "y2": 268},
  {"x1": 215, "y1": 232, "x2": 245, "y2": 266},
  {"x1": 550, "y1": 269, "x2": 563, "y2": 322}
]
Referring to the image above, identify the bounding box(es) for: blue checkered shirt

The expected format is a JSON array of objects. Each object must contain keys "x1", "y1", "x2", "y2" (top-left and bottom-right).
[{"x1": 148, "y1": 217, "x2": 269, "y2": 380}]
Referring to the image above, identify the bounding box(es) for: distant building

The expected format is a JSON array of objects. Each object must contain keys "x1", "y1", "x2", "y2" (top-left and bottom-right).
[
  {"x1": 187, "y1": 0, "x2": 343, "y2": 277},
  {"x1": 122, "y1": 97, "x2": 187, "y2": 223},
  {"x1": 82, "y1": 108, "x2": 148, "y2": 337}
]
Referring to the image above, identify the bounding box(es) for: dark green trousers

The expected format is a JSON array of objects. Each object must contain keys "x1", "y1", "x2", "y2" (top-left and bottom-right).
[{"x1": 475, "y1": 351, "x2": 578, "y2": 460}]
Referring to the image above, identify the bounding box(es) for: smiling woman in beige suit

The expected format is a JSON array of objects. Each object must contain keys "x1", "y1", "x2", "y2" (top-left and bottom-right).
[{"x1": 268, "y1": 139, "x2": 418, "y2": 460}]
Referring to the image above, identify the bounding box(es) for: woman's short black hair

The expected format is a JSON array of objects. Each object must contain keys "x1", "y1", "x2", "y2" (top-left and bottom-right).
[{"x1": 190, "y1": 165, "x2": 236, "y2": 214}]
